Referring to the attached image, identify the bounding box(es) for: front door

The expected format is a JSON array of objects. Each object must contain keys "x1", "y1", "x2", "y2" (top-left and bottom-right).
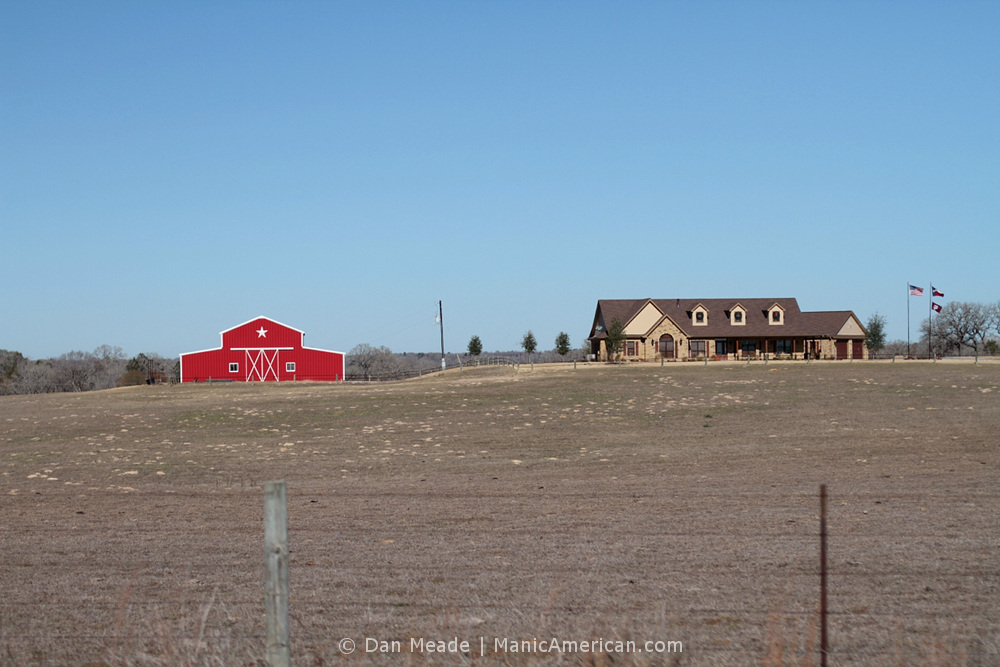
[{"x1": 245, "y1": 349, "x2": 280, "y2": 382}]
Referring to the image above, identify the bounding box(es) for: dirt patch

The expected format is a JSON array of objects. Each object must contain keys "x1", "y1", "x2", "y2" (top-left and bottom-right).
[{"x1": 2, "y1": 362, "x2": 998, "y2": 665}]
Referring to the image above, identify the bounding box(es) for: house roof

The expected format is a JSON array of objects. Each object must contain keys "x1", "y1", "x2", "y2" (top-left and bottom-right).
[{"x1": 590, "y1": 298, "x2": 865, "y2": 339}]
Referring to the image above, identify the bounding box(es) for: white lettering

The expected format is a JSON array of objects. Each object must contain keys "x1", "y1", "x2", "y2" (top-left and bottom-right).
[
  {"x1": 410, "y1": 637, "x2": 469, "y2": 653},
  {"x1": 365, "y1": 638, "x2": 400, "y2": 653}
]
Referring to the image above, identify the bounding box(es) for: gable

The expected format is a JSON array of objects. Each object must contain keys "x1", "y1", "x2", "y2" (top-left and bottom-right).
[
  {"x1": 690, "y1": 303, "x2": 709, "y2": 326},
  {"x1": 222, "y1": 316, "x2": 303, "y2": 349},
  {"x1": 837, "y1": 315, "x2": 865, "y2": 337},
  {"x1": 767, "y1": 302, "x2": 786, "y2": 325},
  {"x1": 590, "y1": 299, "x2": 649, "y2": 338},
  {"x1": 729, "y1": 303, "x2": 747, "y2": 326},
  {"x1": 624, "y1": 301, "x2": 664, "y2": 336}
]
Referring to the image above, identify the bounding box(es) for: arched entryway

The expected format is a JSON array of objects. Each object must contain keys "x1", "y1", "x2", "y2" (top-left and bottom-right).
[{"x1": 658, "y1": 334, "x2": 675, "y2": 359}]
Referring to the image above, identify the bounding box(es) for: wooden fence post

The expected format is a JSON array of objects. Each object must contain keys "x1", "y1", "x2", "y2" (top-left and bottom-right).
[{"x1": 264, "y1": 481, "x2": 290, "y2": 667}]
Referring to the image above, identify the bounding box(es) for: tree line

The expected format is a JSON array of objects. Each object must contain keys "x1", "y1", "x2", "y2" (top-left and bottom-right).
[
  {"x1": 2, "y1": 332, "x2": 586, "y2": 392},
  {"x1": 0, "y1": 347, "x2": 177, "y2": 396},
  {"x1": 345, "y1": 331, "x2": 584, "y2": 380}
]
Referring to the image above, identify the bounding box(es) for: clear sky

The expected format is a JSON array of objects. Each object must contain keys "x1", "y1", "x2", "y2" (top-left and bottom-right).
[{"x1": 2, "y1": 2, "x2": 998, "y2": 360}]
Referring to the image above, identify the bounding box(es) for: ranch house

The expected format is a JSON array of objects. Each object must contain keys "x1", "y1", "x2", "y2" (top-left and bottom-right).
[{"x1": 588, "y1": 298, "x2": 868, "y2": 362}]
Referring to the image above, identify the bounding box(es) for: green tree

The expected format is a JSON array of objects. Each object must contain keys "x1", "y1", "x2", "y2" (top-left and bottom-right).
[
  {"x1": 126, "y1": 353, "x2": 150, "y2": 373},
  {"x1": 605, "y1": 317, "x2": 626, "y2": 362},
  {"x1": 467, "y1": 335, "x2": 483, "y2": 357},
  {"x1": 554, "y1": 331, "x2": 571, "y2": 356},
  {"x1": 521, "y1": 330, "x2": 537, "y2": 358},
  {"x1": 864, "y1": 313, "x2": 887, "y2": 358}
]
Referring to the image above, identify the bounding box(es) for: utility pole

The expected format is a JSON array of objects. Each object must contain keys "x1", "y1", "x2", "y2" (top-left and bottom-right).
[{"x1": 438, "y1": 301, "x2": 445, "y2": 370}]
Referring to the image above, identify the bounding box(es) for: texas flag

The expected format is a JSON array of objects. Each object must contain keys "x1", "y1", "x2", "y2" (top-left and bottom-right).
[
  {"x1": 932, "y1": 302, "x2": 943, "y2": 313},
  {"x1": 932, "y1": 287, "x2": 944, "y2": 297},
  {"x1": 909, "y1": 285, "x2": 924, "y2": 296}
]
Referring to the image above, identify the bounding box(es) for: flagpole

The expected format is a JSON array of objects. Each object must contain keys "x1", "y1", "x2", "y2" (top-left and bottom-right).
[
  {"x1": 928, "y1": 281, "x2": 933, "y2": 361},
  {"x1": 907, "y1": 281, "x2": 911, "y2": 359}
]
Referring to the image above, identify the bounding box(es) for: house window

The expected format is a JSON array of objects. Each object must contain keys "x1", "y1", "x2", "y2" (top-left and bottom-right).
[
  {"x1": 690, "y1": 340, "x2": 707, "y2": 358},
  {"x1": 775, "y1": 340, "x2": 793, "y2": 355},
  {"x1": 734, "y1": 311, "x2": 743, "y2": 323},
  {"x1": 695, "y1": 311, "x2": 705, "y2": 324},
  {"x1": 772, "y1": 311, "x2": 782, "y2": 323},
  {"x1": 715, "y1": 339, "x2": 728, "y2": 356},
  {"x1": 229, "y1": 362, "x2": 239, "y2": 373},
  {"x1": 659, "y1": 334, "x2": 674, "y2": 358},
  {"x1": 626, "y1": 340, "x2": 637, "y2": 356},
  {"x1": 286, "y1": 362, "x2": 296, "y2": 373},
  {"x1": 741, "y1": 340, "x2": 758, "y2": 356}
]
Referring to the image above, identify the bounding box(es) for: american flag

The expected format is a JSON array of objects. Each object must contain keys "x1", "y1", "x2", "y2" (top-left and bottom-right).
[{"x1": 909, "y1": 285, "x2": 924, "y2": 296}]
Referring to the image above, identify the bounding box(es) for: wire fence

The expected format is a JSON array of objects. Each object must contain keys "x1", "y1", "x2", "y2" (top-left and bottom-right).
[
  {"x1": 2, "y1": 485, "x2": 997, "y2": 666},
  {"x1": 345, "y1": 356, "x2": 524, "y2": 382}
]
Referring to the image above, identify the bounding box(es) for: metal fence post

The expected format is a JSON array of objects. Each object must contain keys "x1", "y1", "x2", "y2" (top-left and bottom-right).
[
  {"x1": 264, "y1": 481, "x2": 290, "y2": 667},
  {"x1": 820, "y1": 484, "x2": 828, "y2": 667}
]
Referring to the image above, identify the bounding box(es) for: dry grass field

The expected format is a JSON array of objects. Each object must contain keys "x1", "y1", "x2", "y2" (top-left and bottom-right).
[{"x1": 2, "y1": 361, "x2": 998, "y2": 666}]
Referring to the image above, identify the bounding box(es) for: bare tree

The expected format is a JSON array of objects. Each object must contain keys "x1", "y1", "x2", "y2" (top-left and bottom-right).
[
  {"x1": 932, "y1": 302, "x2": 990, "y2": 360},
  {"x1": 965, "y1": 302, "x2": 991, "y2": 361},
  {"x1": 347, "y1": 344, "x2": 400, "y2": 380},
  {"x1": 918, "y1": 320, "x2": 951, "y2": 358},
  {"x1": 92, "y1": 345, "x2": 127, "y2": 389},
  {"x1": 989, "y1": 301, "x2": 1000, "y2": 337},
  {"x1": 1, "y1": 346, "x2": 169, "y2": 394},
  {"x1": 13, "y1": 360, "x2": 58, "y2": 394},
  {"x1": 0, "y1": 350, "x2": 26, "y2": 395}
]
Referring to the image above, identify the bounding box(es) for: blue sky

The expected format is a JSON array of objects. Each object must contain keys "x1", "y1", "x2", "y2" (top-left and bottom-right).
[{"x1": 2, "y1": 2, "x2": 998, "y2": 359}]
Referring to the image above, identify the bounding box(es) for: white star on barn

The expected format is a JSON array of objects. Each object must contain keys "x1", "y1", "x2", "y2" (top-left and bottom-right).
[{"x1": 256, "y1": 327, "x2": 268, "y2": 338}]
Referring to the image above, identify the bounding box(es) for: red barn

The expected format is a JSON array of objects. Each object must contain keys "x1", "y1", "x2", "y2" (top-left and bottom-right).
[{"x1": 180, "y1": 316, "x2": 344, "y2": 383}]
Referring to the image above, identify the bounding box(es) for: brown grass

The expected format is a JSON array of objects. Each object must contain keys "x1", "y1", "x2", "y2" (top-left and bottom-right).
[{"x1": 1, "y1": 361, "x2": 998, "y2": 665}]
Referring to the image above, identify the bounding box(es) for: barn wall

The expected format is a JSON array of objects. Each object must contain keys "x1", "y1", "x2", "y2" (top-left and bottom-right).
[
  {"x1": 180, "y1": 349, "x2": 244, "y2": 382},
  {"x1": 180, "y1": 317, "x2": 344, "y2": 383}
]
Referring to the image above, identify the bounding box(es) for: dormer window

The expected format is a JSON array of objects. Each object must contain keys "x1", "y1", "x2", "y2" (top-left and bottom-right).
[
  {"x1": 734, "y1": 312, "x2": 743, "y2": 323},
  {"x1": 772, "y1": 311, "x2": 781, "y2": 323},
  {"x1": 692, "y1": 305, "x2": 708, "y2": 326},
  {"x1": 768, "y1": 303, "x2": 785, "y2": 325},
  {"x1": 730, "y1": 304, "x2": 747, "y2": 326},
  {"x1": 696, "y1": 312, "x2": 704, "y2": 323}
]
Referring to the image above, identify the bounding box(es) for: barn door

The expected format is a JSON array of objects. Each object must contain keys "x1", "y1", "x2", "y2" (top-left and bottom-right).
[{"x1": 246, "y1": 349, "x2": 280, "y2": 382}]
